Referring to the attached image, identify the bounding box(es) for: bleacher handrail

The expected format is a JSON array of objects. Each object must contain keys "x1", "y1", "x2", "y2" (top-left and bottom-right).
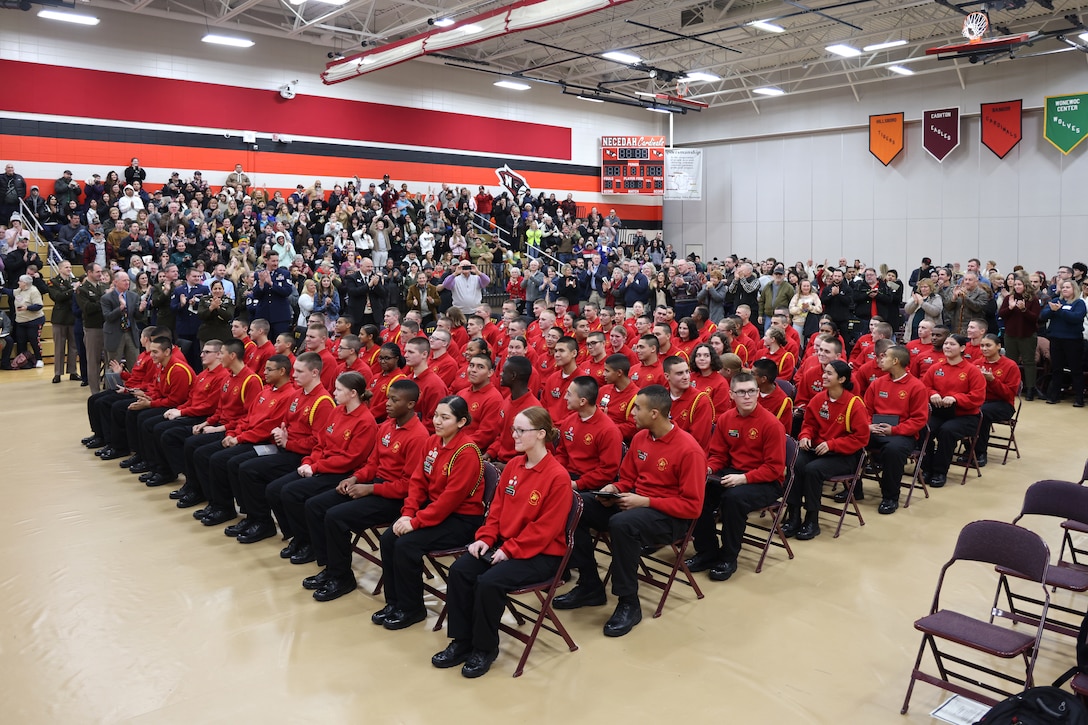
[{"x1": 17, "y1": 198, "x2": 61, "y2": 275}]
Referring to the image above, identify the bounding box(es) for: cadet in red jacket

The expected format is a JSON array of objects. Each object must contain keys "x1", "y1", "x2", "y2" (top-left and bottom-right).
[
  {"x1": 459, "y1": 353, "x2": 505, "y2": 452},
  {"x1": 785, "y1": 360, "x2": 870, "y2": 541},
  {"x1": 541, "y1": 337, "x2": 581, "y2": 422},
  {"x1": 688, "y1": 373, "x2": 787, "y2": 582},
  {"x1": 597, "y1": 353, "x2": 640, "y2": 443},
  {"x1": 269, "y1": 371, "x2": 379, "y2": 565},
  {"x1": 910, "y1": 325, "x2": 949, "y2": 379},
  {"x1": 853, "y1": 339, "x2": 893, "y2": 398},
  {"x1": 555, "y1": 385, "x2": 706, "y2": 638},
  {"x1": 83, "y1": 325, "x2": 159, "y2": 450},
  {"x1": 375, "y1": 396, "x2": 486, "y2": 631},
  {"x1": 578, "y1": 331, "x2": 609, "y2": 384},
  {"x1": 864, "y1": 346, "x2": 930, "y2": 514},
  {"x1": 427, "y1": 329, "x2": 462, "y2": 388},
  {"x1": 971, "y1": 333, "x2": 1022, "y2": 467},
  {"x1": 751, "y1": 358, "x2": 793, "y2": 432},
  {"x1": 368, "y1": 343, "x2": 407, "y2": 422},
  {"x1": 301, "y1": 379, "x2": 429, "y2": 602},
  {"x1": 791, "y1": 335, "x2": 843, "y2": 437},
  {"x1": 302, "y1": 323, "x2": 341, "y2": 393},
  {"x1": 433, "y1": 406, "x2": 574, "y2": 678},
  {"x1": 691, "y1": 342, "x2": 732, "y2": 416},
  {"x1": 117, "y1": 337, "x2": 196, "y2": 471},
  {"x1": 629, "y1": 334, "x2": 664, "y2": 388},
  {"x1": 663, "y1": 355, "x2": 714, "y2": 449},
  {"x1": 335, "y1": 334, "x2": 373, "y2": 385},
  {"x1": 485, "y1": 356, "x2": 541, "y2": 466},
  {"x1": 921, "y1": 334, "x2": 987, "y2": 487},
  {"x1": 405, "y1": 336, "x2": 449, "y2": 433},
  {"x1": 247, "y1": 318, "x2": 276, "y2": 374},
  {"x1": 554, "y1": 376, "x2": 623, "y2": 491}
]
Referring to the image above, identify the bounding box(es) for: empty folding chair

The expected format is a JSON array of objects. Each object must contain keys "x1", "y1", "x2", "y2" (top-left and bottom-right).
[
  {"x1": 901, "y1": 520, "x2": 1051, "y2": 713},
  {"x1": 1056, "y1": 457, "x2": 1088, "y2": 566},
  {"x1": 740, "y1": 435, "x2": 798, "y2": 572}
]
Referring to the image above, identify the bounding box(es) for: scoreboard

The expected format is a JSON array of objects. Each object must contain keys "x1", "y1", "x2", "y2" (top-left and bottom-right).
[{"x1": 601, "y1": 135, "x2": 666, "y2": 195}]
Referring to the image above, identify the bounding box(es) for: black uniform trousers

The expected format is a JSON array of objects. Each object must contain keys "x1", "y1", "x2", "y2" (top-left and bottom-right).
[
  {"x1": 975, "y1": 400, "x2": 1015, "y2": 457},
  {"x1": 273, "y1": 473, "x2": 344, "y2": 548},
  {"x1": 867, "y1": 434, "x2": 916, "y2": 500},
  {"x1": 304, "y1": 489, "x2": 403, "y2": 574},
  {"x1": 181, "y1": 431, "x2": 227, "y2": 496},
  {"x1": 87, "y1": 390, "x2": 127, "y2": 438},
  {"x1": 570, "y1": 493, "x2": 688, "y2": 599},
  {"x1": 446, "y1": 553, "x2": 561, "y2": 652},
  {"x1": 925, "y1": 409, "x2": 980, "y2": 476},
  {"x1": 126, "y1": 407, "x2": 169, "y2": 460},
  {"x1": 235, "y1": 451, "x2": 305, "y2": 527},
  {"x1": 141, "y1": 416, "x2": 203, "y2": 476},
  {"x1": 193, "y1": 442, "x2": 257, "y2": 509},
  {"x1": 378, "y1": 513, "x2": 482, "y2": 613},
  {"x1": 105, "y1": 398, "x2": 140, "y2": 451},
  {"x1": 789, "y1": 450, "x2": 862, "y2": 514},
  {"x1": 692, "y1": 468, "x2": 781, "y2": 562}
]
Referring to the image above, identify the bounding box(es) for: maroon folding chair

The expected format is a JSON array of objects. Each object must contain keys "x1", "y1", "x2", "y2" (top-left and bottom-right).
[
  {"x1": 901, "y1": 520, "x2": 1051, "y2": 713},
  {"x1": 861, "y1": 427, "x2": 931, "y2": 508},
  {"x1": 987, "y1": 385, "x2": 1022, "y2": 465},
  {"x1": 949, "y1": 416, "x2": 984, "y2": 485},
  {"x1": 819, "y1": 452, "x2": 867, "y2": 538},
  {"x1": 349, "y1": 522, "x2": 397, "y2": 596},
  {"x1": 740, "y1": 435, "x2": 797, "y2": 573},
  {"x1": 1057, "y1": 457, "x2": 1088, "y2": 566}
]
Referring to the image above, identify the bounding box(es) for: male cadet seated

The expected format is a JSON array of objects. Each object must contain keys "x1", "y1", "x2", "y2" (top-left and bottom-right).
[
  {"x1": 686, "y1": 373, "x2": 786, "y2": 581},
  {"x1": 554, "y1": 384, "x2": 705, "y2": 637},
  {"x1": 553, "y1": 376, "x2": 623, "y2": 490},
  {"x1": 862, "y1": 345, "x2": 929, "y2": 514}
]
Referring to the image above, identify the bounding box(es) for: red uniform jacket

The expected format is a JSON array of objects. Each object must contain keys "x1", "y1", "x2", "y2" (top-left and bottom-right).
[
  {"x1": 337, "y1": 355, "x2": 373, "y2": 386},
  {"x1": 206, "y1": 366, "x2": 263, "y2": 427},
  {"x1": 367, "y1": 370, "x2": 407, "y2": 423},
  {"x1": 460, "y1": 382, "x2": 506, "y2": 452},
  {"x1": 598, "y1": 381, "x2": 639, "y2": 443},
  {"x1": 707, "y1": 404, "x2": 787, "y2": 484},
  {"x1": 554, "y1": 409, "x2": 623, "y2": 491},
  {"x1": 429, "y1": 353, "x2": 461, "y2": 388},
  {"x1": 910, "y1": 348, "x2": 944, "y2": 379},
  {"x1": 486, "y1": 392, "x2": 541, "y2": 463},
  {"x1": 242, "y1": 337, "x2": 258, "y2": 371},
  {"x1": 864, "y1": 372, "x2": 929, "y2": 439},
  {"x1": 607, "y1": 342, "x2": 639, "y2": 368},
  {"x1": 853, "y1": 359, "x2": 888, "y2": 398},
  {"x1": 302, "y1": 403, "x2": 378, "y2": 474},
  {"x1": 120, "y1": 351, "x2": 155, "y2": 389},
  {"x1": 692, "y1": 372, "x2": 732, "y2": 416},
  {"x1": 362, "y1": 344, "x2": 383, "y2": 375},
  {"x1": 476, "y1": 453, "x2": 571, "y2": 559},
  {"x1": 759, "y1": 345, "x2": 796, "y2": 381},
  {"x1": 629, "y1": 360, "x2": 663, "y2": 387},
  {"x1": 974, "y1": 355, "x2": 1022, "y2": 406},
  {"x1": 670, "y1": 385, "x2": 714, "y2": 449},
  {"x1": 757, "y1": 385, "x2": 793, "y2": 432},
  {"x1": 793, "y1": 361, "x2": 827, "y2": 410},
  {"x1": 403, "y1": 430, "x2": 486, "y2": 529},
  {"x1": 578, "y1": 356, "x2": 607, "y2": 385},
  {"x1": 352, "y1": 416, "x2": 429, "y2": 499},
  {"x1": 963, "y1": 341, "x2": 982, "y2": 363},
  {"x1": 905, "y1": 339, "x2": 927, "y2": 360},
  {"x1": 281, "y1": 384, "x2": 336, "y2": 455},
  {"x1": 251, "y1": 340, "x2": 275, "y2": 374},
  {"x1": 227, "y1": 382, "x2": 297, "y2": 442},
  {"x1": 541, "y1": 367, "x2": 578, "y2": 422},
  {"x1": 800, "y1": 390, "x2": 870, "y2": 454},
  {"x1": 178, "y1": 365, "x2": 230, "y2": 418},
  {"x1": 730, "y1": 339, "x2": 752, "y2": 368},
  {"x1": 922, "y1": 359, "x2": 987, "y2": 416},
  {"x1": 148, "y1": 350, "x2": 195, "y2": 408},
  {"x1": 849, "y1": 334, "x2": 874, "y2": 368},
  {"x1": 412, "y1": 367, "x2": 449, "y2": 433},
  {"x1": 617, "y1": 425, "x2": 706, "y2": 519},
  {"x1": 317, "y1": 347, "x2": 340, "y2": 393}
]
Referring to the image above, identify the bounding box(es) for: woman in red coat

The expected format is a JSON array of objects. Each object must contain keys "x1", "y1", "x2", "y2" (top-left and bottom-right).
[{"x1": 431, "y1": 406, "x2": 573, "y2": 678}]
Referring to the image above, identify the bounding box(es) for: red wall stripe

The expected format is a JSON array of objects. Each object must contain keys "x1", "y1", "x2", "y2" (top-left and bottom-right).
[{"x1": 0, "y1": 59, "x2": 572, "y2": 161}]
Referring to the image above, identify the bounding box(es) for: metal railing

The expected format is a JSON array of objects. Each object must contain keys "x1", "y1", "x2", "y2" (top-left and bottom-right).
[{"x1": 17, "y1": 198, "x2": 61, "y2": 275}]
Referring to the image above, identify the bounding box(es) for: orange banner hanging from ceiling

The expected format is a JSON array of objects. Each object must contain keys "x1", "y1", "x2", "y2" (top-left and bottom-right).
[{"x1": 869, "y1": 112, "x2": 905, "y2": 166}]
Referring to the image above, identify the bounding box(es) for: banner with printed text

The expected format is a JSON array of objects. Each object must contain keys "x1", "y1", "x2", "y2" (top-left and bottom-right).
[
  {"x1": 923, "y1": 108, "x2": 960, "y2": 162},
  {"x1": 663, "y1": 148, "x2": 703, "y2": 200},
  {"x1": 980, "y1": 100, "x2": 1022, "y2": 158},
  {"x1": 869, "y1": 112, "x2": 904, "y2": 166},
  {"x1": 1044, "y1": 93, "x2": 1088, "y2": 154}
]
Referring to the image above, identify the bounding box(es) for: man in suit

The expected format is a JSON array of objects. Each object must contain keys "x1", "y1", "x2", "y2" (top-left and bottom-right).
[
  {"x1": 102, "y1": 270, "x2": 140, "y2": 369},
  {"x1": 252, "y1": 251, "x2": 294, "y2": 339},
  {"x1": 170, "y1": 267, "x2": 210, "y2": 368},
  {"x1": 340, "y1": 256, "x2": 384, "y2": 332}
]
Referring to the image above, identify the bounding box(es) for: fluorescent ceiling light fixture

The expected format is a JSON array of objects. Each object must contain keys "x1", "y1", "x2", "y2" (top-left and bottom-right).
[
  {"x1": 635, "y1": 91, "x2": 658, "y2": 97},
  {"x1": 577, "y1": 96, "x2": 605, "y2": 103},
  {"x1": 752, "y1": 86, "x2": 785, "y2": 96},
  {"x1": 602, "y1": 50, "x2": 641, "y2": 65},
  {"x1": 202, "y1": 34, "x2": 255, "y2": 48},
  {"x1": 647, "y1": 107, "x2": 673, "y2": 114},
  {"x1": 683, "y1": 71, "x2": 721, "y2": 83},
  {"x1": 433, "y1": 18, "x2": 456, "y2": 27},
  {"x1": 888, "y1": 65, "x2": 914, "y2": 76},
  {"x1": 826, "y1": 43, "x2": 862, "y2": 57},
  {"x1": 863, "y1": 39, "x2": 907, "y2": 52},
  {"x1": 494, "y1": 80, "x2": 531, "y2": 90},
  {"x1": 749, "y1": 20, "x2": 784, "y2": 33},
  {"x1": 359, "y1": 56, "x2": 375, "y2": 65},
  {"x1": 461, "y1": 24, "x2": 483, "y2": 33},
  {"x1": 38, "y1": 9, "x2": 99, "y2": 25},
  {"x1": 1080, "y1": 32, "x2": 1088, "y2": 42}
]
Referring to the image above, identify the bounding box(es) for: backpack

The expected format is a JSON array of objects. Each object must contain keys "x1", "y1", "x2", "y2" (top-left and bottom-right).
[{"x1": 976, "y1": 686, "x2": 1087, "y2": 724}]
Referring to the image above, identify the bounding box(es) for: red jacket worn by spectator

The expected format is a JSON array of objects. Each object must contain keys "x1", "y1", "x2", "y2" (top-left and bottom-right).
[
  {"x1": 670, "y1": 385, "x2": 715, "y2": 449},
  {"x1": 178, "y1": 365, "x2": 230, "y2": 418},
  {"x1": 554, "y1": 408, "x2": 623, "y2": 491},
  {"x1": 148, "y1": 349, "x2": 195, "y2": 408},
  {"x1": 974, "y1": 355, "x2": 1022, "y2": 407},
  {"x1": 352, "y1": 416, "x2": 429, "y2": 499},
  {"x1": 598, "y1": 381, "x2": 639, "y2": 443},
  {"x1": 367, "y1": 369, "x2": 407, "y2": 423},
  {"x1": 864, "y1": 372, "x2": 929, "y2": 439},
  {"x1": 800, "y1": 390, "x2": 871, "y2": 455},
  {"x1": 922, "y1": 359, "x2": 987, "y2": 416},
  {"x1": 757, "y1": 384, "x2": 793, "y2": 432},
  {"x1": 475, "y1": 453, "x2": 571, "y2": 559},
  {"x1": 486, "y1": 391, "x2": 541, "y2": 463},
  {"x1": 227, "y1": 381, "x2": 297, "y2": 442},
  {"x1": 707, "y1": 404, "x2": 787, "y2": 484},
  {"x1": 460, "y1": 382, "x2": 505, "y2": 452},
  {"x1": 280, "y1": 384, "x2": 336, "y2": 455},
  {"x1": 205, "y1": 366, "x2": 264, "y2": 428},
  {"x1": 302, "y1": 403, "x2": 378, "y2": 474},
  {"x1": 403, "y1": 429, "x2": 486, "y2": 529},
  {"x1": 616, "y1": 425, "x2": 706, "y2": 519}
]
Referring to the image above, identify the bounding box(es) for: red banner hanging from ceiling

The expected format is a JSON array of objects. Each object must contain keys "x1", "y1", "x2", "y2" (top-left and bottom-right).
[
  {"x1": 980, "y1": 99, "x2": 1023, "y2": 159},
  {"x1": 923, "y1": 108, "x2": 960, "y2": 162}
]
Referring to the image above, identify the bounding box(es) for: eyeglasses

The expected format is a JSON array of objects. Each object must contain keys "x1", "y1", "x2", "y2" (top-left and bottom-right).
[
  {"x1": 200, "y1": 349, "x2": 215, "y2": 354},
  {"x1": 511, "y1": 427, "x2": 542, "y2": 437},
  {"x1": 732, "y1": 389, "x2": 759, "y2": 397}
]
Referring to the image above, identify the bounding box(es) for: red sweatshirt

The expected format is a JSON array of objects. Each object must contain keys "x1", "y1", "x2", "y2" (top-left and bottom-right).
[
  {"x1": 302, "y1": 403, "x2": 378, "y2": 474},
  {"x1": 617, "y1": 425, "x2": 706, "y2": 519},
  {"x1": 352, "y1": 416, "x2": 429, "y2": 499},
  {"x1": 759, "y1": 346, "x2": 797, "y2": 381},
  {"x1": 412, "y1": 367, "x2": 449, "y2": 433},
  {"x1": 607, "y1": 342, "x2": 639, "y2": 369},
  {"x1": 849, "y1": 334, "x2": 874, "y2": 368},
  {"x1": 670, "y1": 385, "x2": 714, "y2": 449},
  {"x1": 178, "y1": 365, "x2": 230, "y2": 418},
  {"x1": 242, "y1": 337, "x2": 258, "y2": 371},
  {"x1": 251, "y1": 340, "x2": 275, "y2": 374},
  {"x1": 757, "y1": 385, "x2": 793, "y2": 432},
  {"x1": 368, "y1": 370, "x2": 407, "y2": 423},
  {"x1": 799, "y1": 390, "x2": 870, "y2": 454},
  {"x1": 227, "y1": 382, "x2": 297, "y2": 442},
  {"x1": 922, "y1": 358, "x2": 987, "y2": 416},
  {"x1": 460, "y1": 382, "x2": 506, "y2": 452},
  {"x1": 692, "y1": 372, "x2": 732, "y2": 416},
  {"x1": 963, "y1": 341, "x2": 982, "y2": 363},
  {"x1": 429, "y1": 353, "x2": 461, "y2": 388},
  {"x1": 974, "y1": 355, "x2": 1022, "y2": 406},
  {"x1": 317, "y1": 347, "x2": 340, "y2": 393},
  {"x1": 120, "y1": 351, "x2": 155, "y2": 389},
  {"x1": 794, "y1": 362, "x2": 827, "y2": 410},
  {"x1": 206, "y1": 366, "x2": 263, "y2": 427},
  {"x1": 853, "y1": 359, "x2": 888, "y2": 398},
  {"x1": 280, "y1": 384, "x2": 336, "y2": 454},
  {"x1": 554, "y1": 409, "x2": 623, "y2": 491},
  {"x1": 578, "y1": 356, "x2": 608, "y2": 385},
  {"x1": 910, "y1": 348, "x2": 944, "y2": 379},
  {"x1": 339, "y1": 356, "x2": 373, "y2": 386},
  {"x1": 486, "y1": 392, "x2": 541, "y2": 463},
  {"x1": 707, "y1": 404, "x2": 787, "y2": 484},
  {"x1": 864, "y1": 372, "x2": 929, "y2": 438},
  {"x1": 629, "y1": 360, "x2": 663, "y2": 387},
  {"x1": 541, "y1": 367, "x2": 578, "y2": 422},
  {"x1": 475, "y1": 453, "x2": 571, "y2": 559},
  {"x1": 148, "y1": 350, "x2": 195, "y2": 408},
  {"x1": 362, "y1": 344, "x2": 383, "y2": 375},
  {"x1": 403, "y1": 430, "x2": 486, "y2": 529},
  {"x1": 730, "y1": 339, "x2": 752, "y2": 368},
  {"x1": 598, "y1": 381, "x2": 639, "y2": 443},
  {"x1": 904, "y1": 339, "x2": 927, "y2": 359}
]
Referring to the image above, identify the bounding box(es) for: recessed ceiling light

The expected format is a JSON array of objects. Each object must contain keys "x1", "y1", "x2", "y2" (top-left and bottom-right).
[
  {"x1": 749, "y1": 20, "x2": 784, "y2": 33},
  {"x1": 863, "y1": 39, "x2": 907, "y2": 52},
  {"x1": 888, "y1": 65, "x2": 914, "y2": 76},
  {"x1": 38, "y1": 9, "x2": 99, "y2": 25},
  {"x1": 684, "y1": 71, "x2": 721, "y2": 83},
  {"x1": 461, "y1": 24, "x2": 483, "y2": 34},
  {"x1": 577, "y1": 96, "x2": 605, "y2": 103},
  {"x1": 827, "y1": 44, "x2": 862, "y2": 58},
  {"x1": 494, "y1": 80, "x2": 531, "y2": 91},
  {"x1": 202, "y1": 34, "x2": 255, "y2": 48},
  {"x1": 602, "y1": 51, "x2": 641, "y2": 65},
  {"x1": 753, "y1": 86, "x2": 785, "y2": 96},
  {"x1": 433, "y1": 18, "x2": 455, "y2": 27}
]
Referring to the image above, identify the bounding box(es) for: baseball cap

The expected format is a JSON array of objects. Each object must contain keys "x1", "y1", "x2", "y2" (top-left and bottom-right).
[
  {"x1": 30, "y1": 185, "x2": 38, "y2": 190},
  {"x1": 92, "y1": 173, "x2": 101, "y2": 179},
  {"x1": 773, "y1": 264, "x2": 785, "y2": 275},
  {"x1": 922, "y1": 257, "x2": 932, "y2": 265}
]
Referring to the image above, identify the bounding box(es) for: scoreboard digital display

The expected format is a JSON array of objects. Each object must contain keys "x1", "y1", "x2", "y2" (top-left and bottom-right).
[{"x1": 601, "y1": 135, "x2": 666, "y2": 195}]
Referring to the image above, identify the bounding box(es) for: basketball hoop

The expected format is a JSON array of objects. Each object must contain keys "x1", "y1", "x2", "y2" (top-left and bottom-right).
[
  {"x1": 962, "y1": 12, "x2": 989, "y2": 44},
  {"x1": 676, "y1": 79, "x2": 689, "y2": 98}
]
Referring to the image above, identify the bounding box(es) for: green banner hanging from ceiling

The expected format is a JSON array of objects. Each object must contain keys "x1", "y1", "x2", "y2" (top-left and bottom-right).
[{"x1": 1044, "y1": 93, "x2": 1088, "y2": 154}]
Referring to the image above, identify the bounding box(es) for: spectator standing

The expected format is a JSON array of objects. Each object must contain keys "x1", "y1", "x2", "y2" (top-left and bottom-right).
[
  {"x1": 1, "y1": 163, "x2": 27, "y2": 224},
  {"x1": 48, "y1": 260, "x2": 80, "y2": 382},
  {"x1": 442, "y1": 261, "x2": 490, "y2": 314}
]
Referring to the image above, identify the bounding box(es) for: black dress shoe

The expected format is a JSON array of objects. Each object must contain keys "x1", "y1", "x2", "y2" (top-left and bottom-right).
[
  {"x1": 313, "y1": 576, "x2": 357, "y2": 602},
  {"x1": 603, "y1": 599, "x2": 643, "y2": 637},
  {"x1": 138, "y1": 472, "x2": 155, "y2": 483},
  {"x1": 81, "y1": 435, "x2": 98, "y2": 446},
  {"x1": 201, "y1": 507, "x2": 237, "y2": 526},
  {"x1": 118, "y1": 455, "x2": 141, "y2": 468},
  {"x1": 70, "y1": 374, "x2": 82, "y2": 381},
  {"x1": 432, "y1": 640, "x2": 473, "y2": 669},
  {"x1": 1046, "y1": 398, "x2": 1059, "y2": 405},
  {"x1": 781, "y1": 512, "x2": 802, "y2": 538},
  {"x1": 129, "y1": 461, "x2": 151, "y2": 474},
  {"x1": 237, "y1": 521, "x2": 278, "y2": 544},
  {"x1": 461, "y1": 648, "x2": 499, "y2": 678},
  {"x1": 290, "y1": 544, "x2": 316, "y2": 565},
  {"x1": 553, "y1": 583, "x2": 607, "y2": 610},
  {"x1": 371, "y1": 604, "x2": 396, "y2": 625},
  {"x1": 168, "y1": 488, "x2": 186, "y2": 500},
  {"x1": 176, "y1": 493, "x2": 206, "y2": 509},
  {"x1": 224, "y1": 518, "x2": 251, "y2": 537},
  {"x1": 1076, "y1": 398, "x2": 1085, "y2": 409},
  {"x1": 708, "y1": 560, "x2": 738, "y2": 582},
  {"x1": 796, "y1": 520, "x2": 821, "y2": 541},
  {"x1": 684, "y1": 551, "x2": 720, "y2": 573},
  {"x1": 303, "y1": 569, "x2": 334, "y2": 591},
  {"x1": 833, "y1": 485, "x2": 863, "y2": 503},
  {"x1": 94, "y1": 446, "x2": 112, "y2": 457},
  {"x1": 1024, "y1": 389, "x2": 1036, "y2": 401},
  {"x1": 52, "y1": 375, "x2": 61, "y2": 384},
  {"x1": 976, "y1": 454, "x2": 988, "y2": 468},
  {"x1": 81, "y1": 381, "x2": 89, "y2": 387},
  {"x1": 928, "y1": 473, "x2": 947, "y2": 488},
  {"x1": 280, "y1": 540, "x2": 301, "y2": 559},
  {"x1": 147, "y1": 473, "x2": 177, "y2": 487},
  {"x1": 878, "y1": 498, "x2": 899, "y2": 515},
  {"x1": 383, "y1": 608, "x2": 427, "y2": 630},
  {"x1": 84, "y1": 437, "x2": 104, "y2": 449},
  {"x1": 100, "y1": 448, "x2": 128, "y2": 461}
]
